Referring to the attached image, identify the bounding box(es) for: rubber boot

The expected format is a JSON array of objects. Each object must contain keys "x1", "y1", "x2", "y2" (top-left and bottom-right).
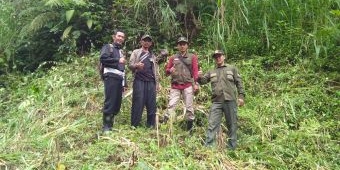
[
  {"x1": 187, "y1": 120, "x2": 194, "y2": 134},
  {"x1": 103, "y1": 114, "x2": 114, "y2": 132}
]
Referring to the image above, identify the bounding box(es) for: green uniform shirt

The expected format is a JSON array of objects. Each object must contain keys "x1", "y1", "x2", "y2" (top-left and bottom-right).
[{"x1": 198, "y1": 64, "x2": 245, "y2": 102}]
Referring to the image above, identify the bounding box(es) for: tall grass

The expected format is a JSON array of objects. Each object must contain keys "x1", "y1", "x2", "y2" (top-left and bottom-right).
[
  {"x1": 133, "y1": 0, "x2": 178, "y2": 38},
  {"x1": 0, "y1": 51, "x2": 338, "y2": 169},
  {"x1": 199, "y1": 0, "x2": 339, "y2": 65}
]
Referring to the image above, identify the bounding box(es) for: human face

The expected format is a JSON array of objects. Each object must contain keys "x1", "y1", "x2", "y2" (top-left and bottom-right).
[
  {"x1": 141, "y1": 38, "x2": 153, "y2": 49},
  {"x1": 214, "y1": 54, "x2": 225, "y2": 66},
  {"x1": 112, "y1": 31, "x2": 125, "y2": 45},
  {"x1": 177, "y1": 42, "x2": 188, "y2": 53}
]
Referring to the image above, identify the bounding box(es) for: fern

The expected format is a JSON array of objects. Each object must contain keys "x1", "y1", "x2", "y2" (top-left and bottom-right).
[
  {"x1": 28, "y1": 12, "x2": 58, "y2": 33},
  {"x1": 44, "y1": 0, "x2": 66, "y2": 7},
  {"x1": 61, "y1": 26, "x2": 73, "y2": 41}
]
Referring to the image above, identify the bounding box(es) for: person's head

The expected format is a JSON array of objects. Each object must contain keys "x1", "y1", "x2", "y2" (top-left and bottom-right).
[
  {"x1": 212, "y1": 50, "x2": 225, "y2": 66},
  {"x1": 140, "y1": 34, "x2": 153, "y2": 49},
  {"x1": 176, "y1": 36, "x2": 189, "y2": 53},
  {"x1": 112, "y1": 29, "x2": 125, "y2": 45}
]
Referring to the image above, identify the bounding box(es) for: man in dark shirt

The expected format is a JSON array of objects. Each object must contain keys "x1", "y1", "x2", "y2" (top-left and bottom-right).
[
  {"x1": 128, "y1": 35, "x2": 160, "y2": 128},
  {"x1": 100, "y1": 29, "x2": 127, "y2": 133}
]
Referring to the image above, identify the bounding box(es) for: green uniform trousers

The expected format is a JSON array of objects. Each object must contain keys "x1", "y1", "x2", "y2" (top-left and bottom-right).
[{"x1": 206, "y1": 100, "x2": 238, "y2": 149}]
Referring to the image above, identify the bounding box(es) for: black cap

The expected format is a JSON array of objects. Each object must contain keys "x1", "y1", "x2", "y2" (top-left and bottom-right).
[
  {"x1": 141, "y1": 34, "x2": 152, "y2": 41},
  {"x1": 212, "y1": 50, "x2": 224, "y2": 58},
  {"x1": 177, "y1": 36, "x2": 188, "y2": 44}
]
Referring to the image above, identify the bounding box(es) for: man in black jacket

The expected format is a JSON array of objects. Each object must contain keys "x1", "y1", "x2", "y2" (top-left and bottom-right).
[{"x1": 100, "y1": 29, "x2": 127, "y2": 133}]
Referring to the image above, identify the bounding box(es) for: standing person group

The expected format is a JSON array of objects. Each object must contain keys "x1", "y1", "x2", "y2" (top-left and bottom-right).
[{"x1": 99, "y1": 30, "x2": 245, "y2": 149}]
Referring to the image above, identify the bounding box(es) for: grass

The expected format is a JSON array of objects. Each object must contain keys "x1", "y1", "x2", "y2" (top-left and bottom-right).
[{"x1": 0, "y1": 54, "x2": 339, "y2": 169}]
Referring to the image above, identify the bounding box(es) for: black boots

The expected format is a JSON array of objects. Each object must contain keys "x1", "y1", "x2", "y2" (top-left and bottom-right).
[
  {"x1": 103, "y1": 115, "x2": 114, "y2": 132},
  {"x1": 186, "y1": 120, "x2": 194, "y2": 133}
]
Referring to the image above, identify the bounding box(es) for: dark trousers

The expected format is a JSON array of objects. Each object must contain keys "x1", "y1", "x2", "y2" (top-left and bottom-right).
[
  {"x1": 102, "y1": 73, "x2": 123, "y2": 130},
  {"x1": 131, "y1": 79, "x2": 156, "y2": 127},
  {"x1": 206, "y1": 100, "x2": 238, "y2": 149}
]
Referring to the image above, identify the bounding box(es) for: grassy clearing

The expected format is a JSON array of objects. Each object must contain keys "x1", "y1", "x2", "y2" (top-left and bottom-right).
[{"x1": 0, "y1": 55, "x2": 339, "y2": 169}]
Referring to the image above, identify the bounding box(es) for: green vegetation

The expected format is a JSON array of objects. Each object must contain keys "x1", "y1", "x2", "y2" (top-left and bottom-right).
[
  {"x1": 0, "y1": 0, "x2": 339, "y2": 169},
  {"x1": 1, "y1": 54, "x2": 338, "y2": 169}
]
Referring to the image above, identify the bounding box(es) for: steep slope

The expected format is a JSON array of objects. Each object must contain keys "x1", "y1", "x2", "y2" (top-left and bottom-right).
[{"x1": 0, "y1": 55, "x2": 338, "y2": 169}]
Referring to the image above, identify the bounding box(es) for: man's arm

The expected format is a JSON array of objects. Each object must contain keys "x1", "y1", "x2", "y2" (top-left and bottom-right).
[
  {"x1": 197, "y1": 71, "x2": 211, "y2": 85},
  {"x1": 100, "y1": 44, "x2": 120, "y2": 68},
  {"x1": 153, "y1": 54, "x2": 161, "y2": 91},
  {"x1": 191, "y1": 55, "x2": 199, "y2": 83},
  {"x1": 233, "y1": 67, "x2": 245, "y2": 100},
  {"x1": 128, "y1": 49, "x2": 139, "y2": 72},
  {"x1": 165, "y1": 56, "x2": 174, "y2": 76}
]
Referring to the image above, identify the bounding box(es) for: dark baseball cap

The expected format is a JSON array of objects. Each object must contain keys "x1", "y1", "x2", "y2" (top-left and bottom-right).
[
  {"x1": 141, "y1": 34, "x2": 152, "y2": 41},
  {"x1": 177, "y1": 36, "x2": 188, "y2": 44},
  {"x1": 212, "y1": 50, "x2": 224, "y2": 58}
]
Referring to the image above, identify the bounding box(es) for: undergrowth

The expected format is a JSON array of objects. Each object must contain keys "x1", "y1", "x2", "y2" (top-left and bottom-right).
[{"x1": 0, "y1": 54, "x2": 339, "y2": 169}]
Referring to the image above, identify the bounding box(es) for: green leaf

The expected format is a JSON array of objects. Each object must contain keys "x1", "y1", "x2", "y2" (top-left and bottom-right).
[
  {"x1": 217, "y1": 0, "x2": 222, "y2": 7},
  {"x1": 61, "y1": 26, "x2": 73, "y2": 41},
  {"x1": 86, "y1": 19, "x2": 93, "y2": 29},
  {"x1": 66, "y1": 10, "x2": 75, "y2": 24},
  {"x1": 45, "y1": 0, "x2": 64, "y2": 7},
  {"x1": 330, "y1": 10, "x2": 340, "y2": 16}
]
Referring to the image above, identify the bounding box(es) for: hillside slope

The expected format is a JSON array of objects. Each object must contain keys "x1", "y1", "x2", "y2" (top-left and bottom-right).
[{"x1": 0, "y1": 55, "x2": 339, "y2": 169}]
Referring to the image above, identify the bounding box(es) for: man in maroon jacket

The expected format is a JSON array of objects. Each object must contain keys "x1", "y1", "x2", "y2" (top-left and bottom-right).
[{"x1": 162, "y1": 36, "x2": 199, "y2": 133}]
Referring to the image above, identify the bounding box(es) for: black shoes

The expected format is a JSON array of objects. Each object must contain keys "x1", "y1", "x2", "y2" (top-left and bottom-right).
[
  {"x1": 187, "y1": 120, "x2": 194, "y2": 134},
  {"x1": 102, "y1": 115, "x2": 114, "y2": 133}
]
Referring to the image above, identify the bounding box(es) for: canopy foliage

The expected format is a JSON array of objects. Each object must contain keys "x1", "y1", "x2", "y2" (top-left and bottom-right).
[{"x1": 0, "y1": 0, "x2": 339, "y2": 76}]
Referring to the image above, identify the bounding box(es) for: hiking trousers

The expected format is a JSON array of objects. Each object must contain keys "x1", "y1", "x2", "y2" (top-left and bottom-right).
[
  {"x1": 131, "y1": 79, "x2": 157, "y2": 127},
  {"x1": 102, "y1": 73, "x2": 123, "y2": 130},
  {"x1": 206, "y1": 100, "x2": 238, "y2": 149},
  {"x1": 165, "y1": 86, "x2": 195, "y2": 121}
]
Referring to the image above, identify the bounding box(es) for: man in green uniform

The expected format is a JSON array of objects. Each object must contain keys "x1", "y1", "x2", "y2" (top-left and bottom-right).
[{"x1": 198, "y1": 50, "x2": 245, "y2": 149}]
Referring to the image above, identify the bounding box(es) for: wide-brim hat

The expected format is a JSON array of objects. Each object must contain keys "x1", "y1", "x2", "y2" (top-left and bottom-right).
[{"x1": 212, "y1": 50, "x2": 224, "y2": 58}]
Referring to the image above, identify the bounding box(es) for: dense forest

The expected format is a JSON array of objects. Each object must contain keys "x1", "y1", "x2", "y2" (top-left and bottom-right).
[{"x1": 0, "y1": 0, "x2": 339, "y2": 169}]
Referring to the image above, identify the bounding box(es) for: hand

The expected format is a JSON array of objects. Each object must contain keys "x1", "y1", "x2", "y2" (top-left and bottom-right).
[
  {"x1": 122, "y1": 86, "x2": 128, "y2": 92},
  {"x1": 193, "y1": 84, "x2": 199, "y2": 95},
  {"x1": 119, "y1": 57, "x2": 126, "y2": 64},
  {"x1": 198, "y1": 70, "x2": 203, "y2": 77},
  {"x1": 170, "y1": 67, "x2": 176, "y2": 73},
  {"x1": 238, "y1": 98, "x2": 245, "y2": 107},
  {"x1": 156, "y1": 84, "x2": 162, "y2": 92},
  {"x1": 135, "y1": 62, "x2": 144, "y2": 70}
]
